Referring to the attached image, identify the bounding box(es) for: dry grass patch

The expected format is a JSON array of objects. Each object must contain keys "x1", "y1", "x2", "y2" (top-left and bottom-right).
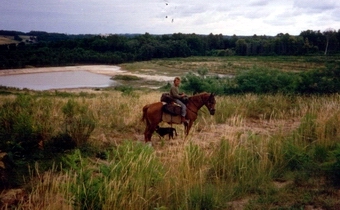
[
  {"x1": 123, "y1": 56, "x2": 328, "y2": 76},
  {"x1": 0, "y1": 36, "x2": 19, "y2": 45}
]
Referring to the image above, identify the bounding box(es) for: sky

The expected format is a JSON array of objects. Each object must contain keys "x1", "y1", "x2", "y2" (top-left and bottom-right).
[{"x1": 1, "y1": 0, "x2": 339, "y2": 36}]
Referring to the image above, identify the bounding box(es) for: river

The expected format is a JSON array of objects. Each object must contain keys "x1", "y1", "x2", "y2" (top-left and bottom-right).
[{"x1": 0, "y1": 65, "x2": 174, "y2": 91}]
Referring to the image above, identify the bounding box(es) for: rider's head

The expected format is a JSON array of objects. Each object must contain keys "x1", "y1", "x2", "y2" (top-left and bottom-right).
[{"x1": 174, "y1": 77, "x2": 181, "y2": 86}]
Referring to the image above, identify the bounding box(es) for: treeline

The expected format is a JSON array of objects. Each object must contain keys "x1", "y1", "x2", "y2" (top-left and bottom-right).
[{"x1": 0, "y1": 29, "x2": 339, "y2": 69}]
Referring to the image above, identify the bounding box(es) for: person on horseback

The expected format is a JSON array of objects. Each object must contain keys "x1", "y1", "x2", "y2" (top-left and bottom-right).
[{"x1": 170, "y1": 77, "x2": 188, "y2": 124}]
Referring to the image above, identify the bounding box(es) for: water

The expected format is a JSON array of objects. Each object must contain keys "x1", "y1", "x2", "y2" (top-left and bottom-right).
[{"x1": 0, "y1": 70, "x2": 116, "y2": 91}]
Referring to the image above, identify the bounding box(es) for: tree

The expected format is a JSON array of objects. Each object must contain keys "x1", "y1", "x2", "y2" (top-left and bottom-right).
[
  {"x1": 323, "y1": 28, "x2": 337, "y2": 55},
  {"x1": 323, "y1": 28, "x2": 335, "y2": 55},
  {"x1": 235, "y1": 39, "x2": 247, "y2": 55}
]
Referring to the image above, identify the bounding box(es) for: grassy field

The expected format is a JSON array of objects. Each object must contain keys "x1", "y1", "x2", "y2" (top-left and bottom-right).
[
  {"x1": 120, "y1": 56, "x2": 331, "y2": 76},
  {"x1": 1, "y1": 56, "x2": 340, "y2": 209},
  {"x1": 0, "y1": 35, "x2": 36, "y2": 45},
  {"x1": 0, "y1": 36, "x2": 19, "y2": 45}
]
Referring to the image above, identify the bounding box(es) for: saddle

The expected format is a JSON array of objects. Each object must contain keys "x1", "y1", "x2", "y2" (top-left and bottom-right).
[
  {"x1": 160, "y1": 92, "x2": 183, "y2": 124},
  {"x1": 162, "y1": 103, "x2": 181, "y2": 115},
  {"x1": 160, "y1": 92, "x2": 182, "y2": 115},
  {"x1": 160, "y1": 92, "x2": 174, "y2": 104}
]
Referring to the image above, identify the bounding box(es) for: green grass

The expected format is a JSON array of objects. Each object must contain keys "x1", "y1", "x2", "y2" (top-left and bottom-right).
[
  {"x1": 112, "y1": 75, "x2": 141, "y2": 80},
  {"x1": 120, "y1": 56, "x2": 331, "y2": 76}
]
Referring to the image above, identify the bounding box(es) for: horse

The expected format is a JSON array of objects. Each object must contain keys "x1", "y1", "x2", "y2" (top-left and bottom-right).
[{"x1": 142, "y1": 92, "x2": 216, "y2": 143}]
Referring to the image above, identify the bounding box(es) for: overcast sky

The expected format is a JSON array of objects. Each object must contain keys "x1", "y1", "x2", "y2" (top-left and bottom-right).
[{"x1": 1, "y1": 0, "x2": 339, "y2": 36}]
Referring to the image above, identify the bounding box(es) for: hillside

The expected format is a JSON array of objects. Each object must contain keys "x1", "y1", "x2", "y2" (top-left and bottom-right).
[{"x1": 0, "y1": 35, "x2": 37, "y2": 45}]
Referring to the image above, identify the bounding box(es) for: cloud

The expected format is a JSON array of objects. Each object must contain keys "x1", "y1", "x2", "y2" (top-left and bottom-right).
[
  {"x1": 293, "y1": 0, "x2": 339, "y2": 13},
  {"x1": 0, "y1": 0, "x2": 339, "y2": 35},
  {"x1": 248, "y1": 0, "x2": 270, "y2": 7}
]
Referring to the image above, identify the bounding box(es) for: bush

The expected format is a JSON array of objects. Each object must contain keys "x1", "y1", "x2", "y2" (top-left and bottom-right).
[
  {"x1": 181, "y1": 71, "x2": 227, "y2": 95},
  {"x1": 112, "y1": 75, "x2": 140, "y2": 80},
  {"x1": 0, "y1": 95, "x2": 43, "y2": 158},
  {"x1": 296, "y1": 63, "x2": 340, "y2": 94},
  {"x1": 179, "y1": 63, "x2": 340, "y2": 96},
  {"x1": 61, "y1": 99, "x2": 96, "y2": 147},
  {"x1": 234, "y1": 66, "x2": 298, "y2": 94}
]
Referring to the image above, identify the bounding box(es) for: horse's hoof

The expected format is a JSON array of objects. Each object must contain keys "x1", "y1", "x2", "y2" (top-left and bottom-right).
[{"x1": 146, "y1": 142, "x2": 153, "y2": 147}]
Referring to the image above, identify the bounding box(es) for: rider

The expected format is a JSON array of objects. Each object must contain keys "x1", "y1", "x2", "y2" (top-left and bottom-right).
[{"x1": 170, "y1": 77, "x2": 188, "y2": 124}]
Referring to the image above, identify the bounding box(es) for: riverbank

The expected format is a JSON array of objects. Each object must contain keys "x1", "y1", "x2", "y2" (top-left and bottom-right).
[
  {"x1": 0, "y1": 65, "x2": 124, "y2": 76},
  {"x1": 0, "y1": 65, "x2": 174, "y2": 81},
  {"x1": 0, "y1": 65, "x2": 174, "y2": 90}
]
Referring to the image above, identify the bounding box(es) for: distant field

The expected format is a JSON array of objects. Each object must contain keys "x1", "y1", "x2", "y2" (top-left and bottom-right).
[
  {"x1": 0, "y1": 36, "x2": 19, "y2": 45},
  {"x1": 120, "y1": 56, "x2": 333, "y2": 76},
  {"x1": 0, "y1": 35, "x2": 35, "y2": 45}
]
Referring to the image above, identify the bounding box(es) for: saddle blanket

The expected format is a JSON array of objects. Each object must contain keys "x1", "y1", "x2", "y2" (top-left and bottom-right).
[{"x1": 162, "y1": 113, "x2": 181, "y2": 124}]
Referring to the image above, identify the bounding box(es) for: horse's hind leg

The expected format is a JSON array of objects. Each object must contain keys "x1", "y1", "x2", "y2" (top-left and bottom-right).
[
  {"x1": 144, "y1": 125, "x2": 152, "y2": 143},
  {"x1": 144, "y1": 124, "x2": 158, "y2": 143}
]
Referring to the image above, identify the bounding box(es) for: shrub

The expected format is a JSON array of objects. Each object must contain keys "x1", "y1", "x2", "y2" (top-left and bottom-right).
[
  {"x1": 234, "y1": 66, "x2": 298, "y2": 94},
  {"x1": 296, "y1": 63, "x2": 340, "y2": 94},
  {"x1": 182, "y1": 71, "x2": 227, "y2": 95},
  {"x1": 45, "y1": 133, "x2": 76, "y2": 153},
  {"x1": 179, "y1": 63, "x2": 340, "y2": 95},
  {"x1": 0, "y1": 95, "x2": 43, "y2": 158},
  {"x1": 112, "y1": 75, "x2": 140, "y2": 80},
  {"x1": 61, "y1": 99, "x2": 96, "y2": 147},
  {"x1": 283, "y1": 141, "x2": 313, "y2": 171},
  {"x1": 114, "y1": 85, "x2": 137, "y2": 96}
]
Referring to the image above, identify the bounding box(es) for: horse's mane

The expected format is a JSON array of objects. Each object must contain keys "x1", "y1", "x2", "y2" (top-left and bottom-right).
[
  {"x1": 189, "y1": 92, "x2": 209, "y2": 100},
  {"x1": 192, "y1": 92, "x2": 209, "y2": 96}
]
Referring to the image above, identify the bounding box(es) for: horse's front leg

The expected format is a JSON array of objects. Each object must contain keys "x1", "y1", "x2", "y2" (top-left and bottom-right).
[{"x1": 185, "y1": 121, "x2": 194, "y2": 136}]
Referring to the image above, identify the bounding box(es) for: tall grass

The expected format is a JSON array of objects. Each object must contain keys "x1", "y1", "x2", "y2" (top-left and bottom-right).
[{"x1": 2, "y1": 90, "x2": 340, "y2": 209}]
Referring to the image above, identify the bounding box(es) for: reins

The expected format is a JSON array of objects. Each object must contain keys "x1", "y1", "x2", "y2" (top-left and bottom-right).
[{"x1": 187, "y1": 94, "x2": 207, "y2": 115}]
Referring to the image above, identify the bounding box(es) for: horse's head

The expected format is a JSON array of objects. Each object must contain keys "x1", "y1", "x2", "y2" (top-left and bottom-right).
[{"x1": 204, "y1": 93, "x2": 216, "y2": 115}]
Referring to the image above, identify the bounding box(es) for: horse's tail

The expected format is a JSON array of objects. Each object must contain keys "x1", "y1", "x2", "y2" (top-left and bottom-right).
[{"x1": 141, "y1": 104, "x2": 150, "y2": 122}]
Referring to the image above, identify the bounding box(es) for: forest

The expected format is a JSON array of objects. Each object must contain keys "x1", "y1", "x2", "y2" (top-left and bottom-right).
[{"x1": 0, "y1": 29, "x2": 339, "y2": 69}]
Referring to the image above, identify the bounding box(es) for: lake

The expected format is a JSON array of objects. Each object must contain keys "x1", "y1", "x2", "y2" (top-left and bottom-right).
[{"x1": 0, "y1": 70, "x2": 116, "y2": 91}]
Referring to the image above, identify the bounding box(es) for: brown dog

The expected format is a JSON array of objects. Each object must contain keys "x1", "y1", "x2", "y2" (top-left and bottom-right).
[{"x1": 155, "y1": 126, "x2": 177, "y2": 140}]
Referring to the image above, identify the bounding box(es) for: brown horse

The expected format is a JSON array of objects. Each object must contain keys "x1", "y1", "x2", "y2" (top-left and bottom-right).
[{"x1": 142, "y1": 92, "x2": 216, "y2": 143}]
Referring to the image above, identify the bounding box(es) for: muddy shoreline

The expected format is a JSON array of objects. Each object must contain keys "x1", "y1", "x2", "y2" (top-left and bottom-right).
[
  {"x1": 0, "y1": 65, "x2": 173, "y2": 91},
  {"x1": 0, "y1": 65, "x2": 174, "y2": 81}
]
